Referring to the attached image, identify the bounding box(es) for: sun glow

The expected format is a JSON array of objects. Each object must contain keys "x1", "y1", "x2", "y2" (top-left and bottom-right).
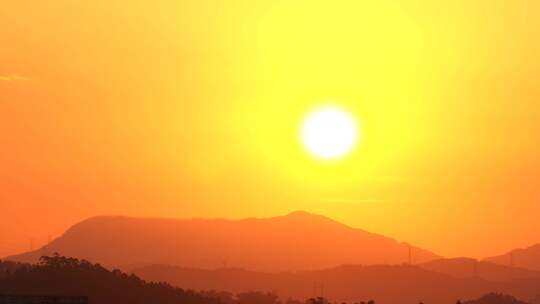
[{"x1": 301, "y1": 106, "x2": 359, "y2": 160}]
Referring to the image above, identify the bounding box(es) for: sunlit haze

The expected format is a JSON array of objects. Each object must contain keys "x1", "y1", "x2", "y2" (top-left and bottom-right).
[{"x1": 1, "y1": 0, "x2": 540, "y2": 262}]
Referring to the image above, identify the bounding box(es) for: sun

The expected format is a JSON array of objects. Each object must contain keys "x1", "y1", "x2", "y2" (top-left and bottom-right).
[{"x1": 301, "y1": 106, "x2": 359, "y2": 160}]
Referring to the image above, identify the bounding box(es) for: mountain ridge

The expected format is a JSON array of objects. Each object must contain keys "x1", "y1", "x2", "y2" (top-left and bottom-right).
[
  {"x1": 484, "y1": 243, "x2": 540, "y2": 271},
  {"x1": 130, "y1": 262, "x2": 540, "y2": 304},
  {"x1": 5, "y1": 211, "x2": 439, "y2": 271},
  {"x1": 418, "y1": 257, "x2": 540, "y2": 281}
]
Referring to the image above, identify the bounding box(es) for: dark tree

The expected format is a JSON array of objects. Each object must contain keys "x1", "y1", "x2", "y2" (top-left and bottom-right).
[
  {"x1": 0, "y1": 255, "x2": 222, "y2": 304},
  {"x1": 462, "y1": 293, "x2": 527, "y2": 304},
  {"x1": 306, "y1": 297, "x2": 328, "y2": 304}
]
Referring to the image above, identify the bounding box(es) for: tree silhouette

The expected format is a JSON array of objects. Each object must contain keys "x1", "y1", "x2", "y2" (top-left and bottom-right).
[
  {"x1": 0, "y1": 255, "x2": 222, "y2": 304},
  {"x1": 462, "y1": 293, "x2": 527, "y2": 304},
  {"x1": 306, "y1": 297, "x2": 328, "y2": 304}
]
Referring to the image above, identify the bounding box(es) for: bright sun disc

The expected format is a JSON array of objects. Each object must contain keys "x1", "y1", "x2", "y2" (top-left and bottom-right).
[{"x1": 301, "y1": 106, "x2": 359, "y2": 160}]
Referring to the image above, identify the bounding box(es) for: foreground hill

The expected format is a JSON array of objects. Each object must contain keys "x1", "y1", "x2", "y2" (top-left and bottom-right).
[
  {"x1": 5, "y1": 211, "x2": 438, "y2": 271},
  {"x1": 2, "y1": 256, "x2": 534, "y2": 304},
  {"x1": 131, "y1": 264, "x2": 540, "y2": 304},
  {"x1": 419, "y1": 258, "x2": 540, "y2": 281},
  {"x1": 0, "y1": 256, "x2": 220, "y2": 304},
  {"x1": 484, "y1": 243, "x2": 540, "y2": 271}
]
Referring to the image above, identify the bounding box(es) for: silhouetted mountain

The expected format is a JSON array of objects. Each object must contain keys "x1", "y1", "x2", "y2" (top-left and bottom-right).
[
  {"x1": 419, "y1": 258, "x2": 540, "y2": 281},
  {"x1": 462, "y1": 293, "x2": 528, "y2": 304},
  {"x1": 5, "y1": 211, "x2": 439, "y2": 271},
  {"x1": 0, "y1": 255, "x2": 221, "y2": 304},
  {"x1": 131, "y1": 263, "x2": 540, "y2": 304},
  {"x1": 484, "y1": 243, "x2": 540, "y2": 271}
]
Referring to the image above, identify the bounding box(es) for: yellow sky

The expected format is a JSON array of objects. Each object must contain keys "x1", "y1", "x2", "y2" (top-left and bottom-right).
[{"x1": 1, "y1": 0, "x2": 540, "y2": 259}]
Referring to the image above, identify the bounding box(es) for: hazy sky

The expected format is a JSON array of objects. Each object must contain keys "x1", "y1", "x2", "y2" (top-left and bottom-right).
[{"x1": 1, "y1": 0, "x2": 540, "y2": 259}]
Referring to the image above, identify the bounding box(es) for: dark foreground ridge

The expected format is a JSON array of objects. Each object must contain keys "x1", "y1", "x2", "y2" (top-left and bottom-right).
[
  {"x1": 0, "y1": 294, "x2": 88, "y2": 304},
  {"x1": 0, "y1": 255, "x2": 219, "y2": 304},
  {"x1": 1, "y1": 255, "x2": 538, "y2": 304}
]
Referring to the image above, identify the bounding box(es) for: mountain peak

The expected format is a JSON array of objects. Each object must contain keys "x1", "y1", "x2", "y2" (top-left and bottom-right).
[
  {"x1": 286, "y1": 210, "x2": 312, "y2": 216},
  {"x1": 284, "y1": 210, "x2": 320, "y2": 218},
  {"x1": 6, "y1": 213, "x2": 440, "y2": 271},
  {"x1": 277, "y1": 210, "x2": 344, "y2": 227}
]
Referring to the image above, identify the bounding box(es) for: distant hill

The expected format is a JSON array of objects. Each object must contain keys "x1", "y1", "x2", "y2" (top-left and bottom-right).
[
  {"x1": 419, "y1": 258, "x2": 540, "y2": 281},
  {"x1": 0, "y1": 255, "x2": 220, "y2": 304},
  {"x1": 463, "y1": 293, "x2": 528, "y2": 304},
  {"x1": 5, "y1": 211, "x2": 439, "y2": 271},
  {"x1": 484, "y1": 244, "x2": 540, "y2": 271},
  {"x1": 131, "y1": 263, "x2": 540, "y2": 304}
]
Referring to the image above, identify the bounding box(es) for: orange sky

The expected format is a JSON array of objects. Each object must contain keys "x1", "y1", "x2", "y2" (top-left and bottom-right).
[{"x1": 1, "y1": 0, "x2": 540, "y2": 259}]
